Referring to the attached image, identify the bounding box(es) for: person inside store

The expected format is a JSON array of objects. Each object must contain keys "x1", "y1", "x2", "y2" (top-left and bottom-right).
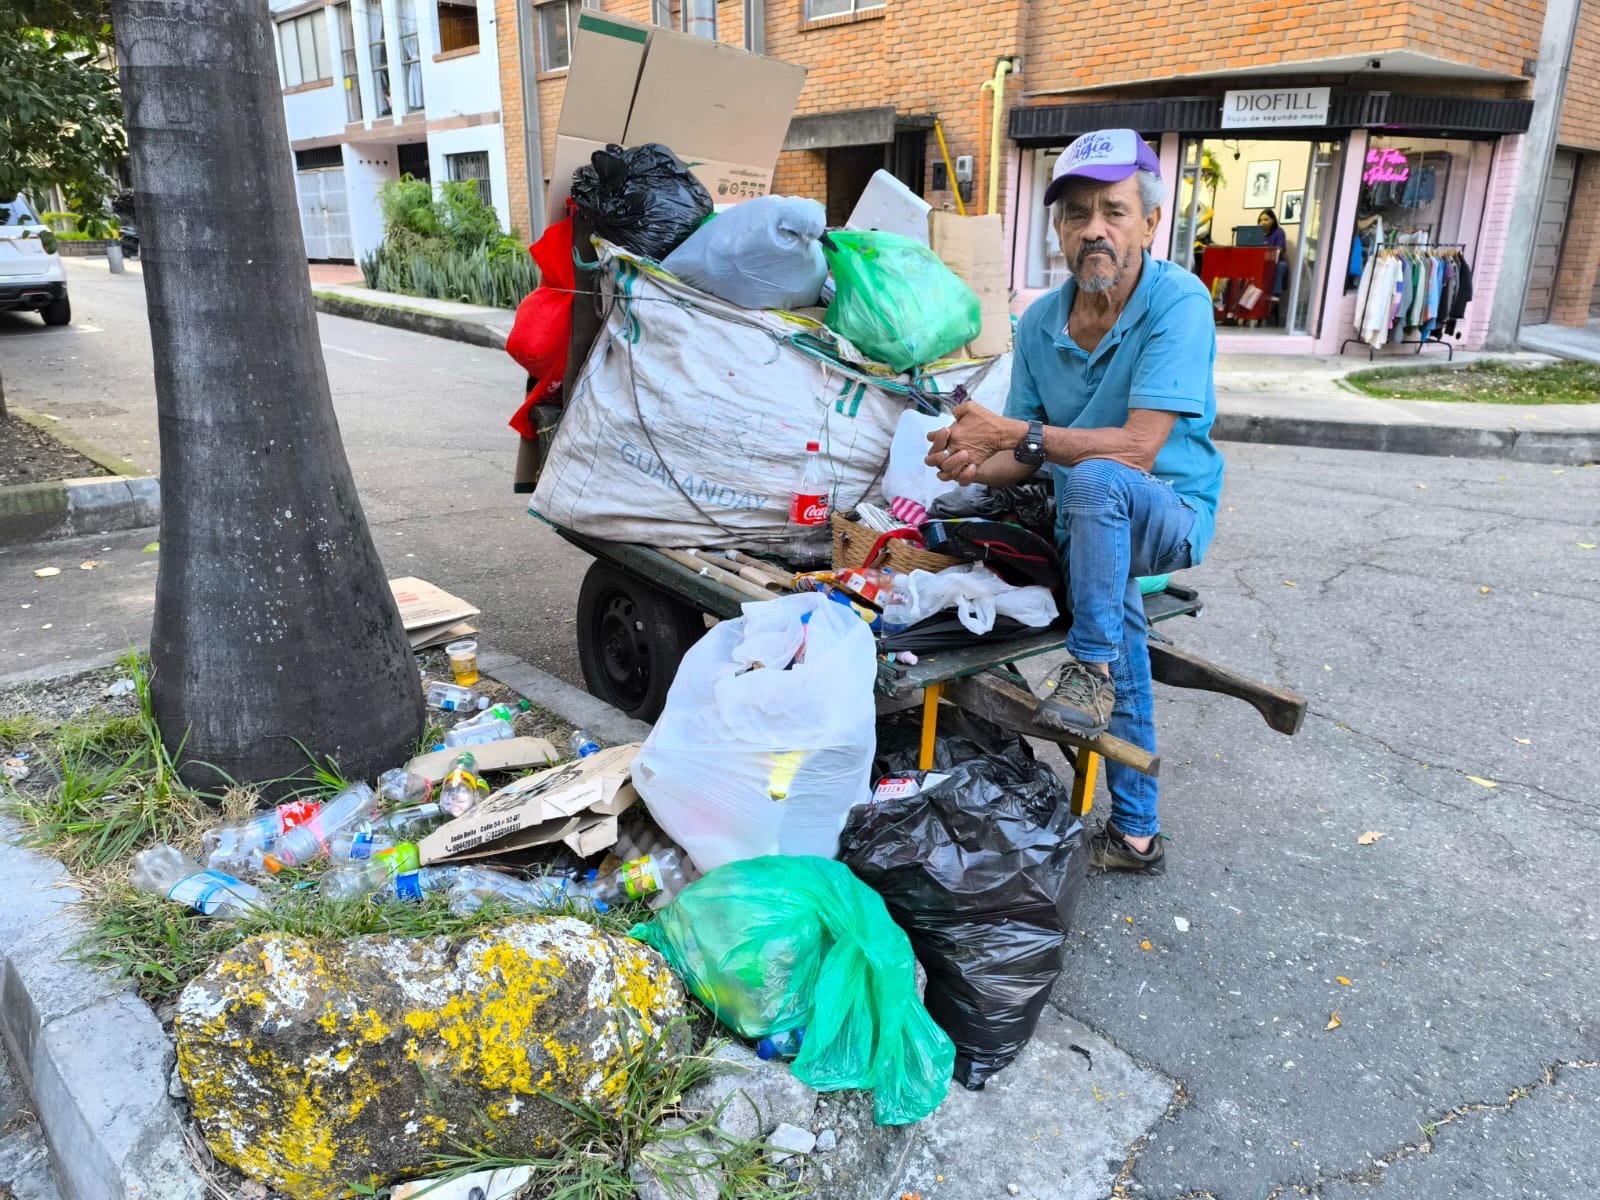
[
  {"x1": 924, "y1": 127, "x2": 1224, "y2": 876},
  {"x1": 1256, "y1": 207, "x2": 1290, "y2": 314}
]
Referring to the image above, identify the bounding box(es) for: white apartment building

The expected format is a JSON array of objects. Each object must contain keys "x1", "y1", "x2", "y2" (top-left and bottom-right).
[{"x1": 269, "y1": 0, "x2": 512, "y2": 262}]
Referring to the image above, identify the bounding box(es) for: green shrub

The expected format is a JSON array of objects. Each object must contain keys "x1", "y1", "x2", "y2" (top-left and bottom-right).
[{"x1": 366, "y1": 175, "x2": 537, "y2": 308}]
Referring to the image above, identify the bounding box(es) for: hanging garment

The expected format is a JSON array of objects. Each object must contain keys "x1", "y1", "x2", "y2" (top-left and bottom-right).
[
  {"x1": 1408, "y1": 258, "x2": 1428, "y2": 328},
  {"x1": 1354, "y1": 254, "x2": 1379, "y2": 334},
  {"x1": 1363, "y1": 256, "x2": 1400, "y2": 348},
  {"x1": 1349, "y1": 230, "x2": 1365, "y2": 287},
  {"x1": 1444, "y1": 258, "x2": 1474, "y2": 336}
]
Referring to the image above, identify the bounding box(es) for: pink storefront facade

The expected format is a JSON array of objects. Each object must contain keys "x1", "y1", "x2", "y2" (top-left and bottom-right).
[{"x1": 998, "y1": 86, "x2": 1533, "y2": 357}]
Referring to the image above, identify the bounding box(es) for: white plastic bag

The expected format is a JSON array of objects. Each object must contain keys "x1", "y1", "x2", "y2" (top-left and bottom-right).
[
  {"x1": 662, "y1": 195, "x2": 828, "y2": 310},
  {"x1": 634, "y1": 592, "x2": 878, "y2": 871},
  {"x1": 900, "y1": 563, "x2": 1058, "y2": 635},
  {"x1": 882, "y1": 408, "x2": 967, "y2": 516}
]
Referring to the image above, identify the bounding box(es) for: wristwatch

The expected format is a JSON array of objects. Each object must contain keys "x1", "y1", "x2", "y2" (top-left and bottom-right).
[{"x1": 1014, "y1": 419, "x2": 1047, "y2": 467}]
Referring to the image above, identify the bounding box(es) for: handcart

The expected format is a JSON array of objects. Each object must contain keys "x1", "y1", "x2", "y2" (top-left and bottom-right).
[{"x1": 553, "y1": 526, "x2": 1307, "y2": 817}]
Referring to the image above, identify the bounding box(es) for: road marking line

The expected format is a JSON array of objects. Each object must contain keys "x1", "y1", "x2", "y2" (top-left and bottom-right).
[{"x1": 324, "y1": 343, "x2": 385, "y2": 361}]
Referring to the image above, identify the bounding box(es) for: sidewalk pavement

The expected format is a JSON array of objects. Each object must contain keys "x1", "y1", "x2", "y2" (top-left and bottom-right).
[
  {"x1": 310, "y1": 281, "x2": 512, "y2": 350},
  {"x1": 1520, "y1": 318, "x2": 1600, "y2": 365}
]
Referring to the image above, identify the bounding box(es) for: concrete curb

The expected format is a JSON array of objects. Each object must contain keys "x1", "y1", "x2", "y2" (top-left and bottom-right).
[
  {"x1": 476, "y1": 645, "x2": 654, "y2": 746},
  {"x1": 0, "y1": 475, "x2": 160, "y2": 545},
  {"x1": 0, "y1": 817, "x2": 205, "y2": 1200},
  {"x1": 312, "y1": 291, "x2": 508, "y2": 350},
  {"x1": 2, "y1": 410, "x2": 158, "y2": 544},
  {"x1": 1213, "y1": 411, "x2": 1600, "y2": 465}
]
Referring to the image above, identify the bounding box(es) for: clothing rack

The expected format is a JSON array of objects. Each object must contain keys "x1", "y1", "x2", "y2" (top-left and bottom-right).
[{"x1": 1341, "y1": 244, "x2": 1467, "y2": 361}]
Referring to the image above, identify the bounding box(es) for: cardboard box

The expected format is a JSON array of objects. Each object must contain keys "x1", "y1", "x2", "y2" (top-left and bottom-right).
[
  {"x1": 407, "y1": 736, "x2": 561, "y2": 785},
  {"x1": 418, "y1": 742, "x2": 642, "y2": 864},
  {"x1": 390, "y1": 577, "x2": 481, "y2": 632},
  {"x1": 930, "y1": 211, "x2": 1013, "y2": 357},
  {"x1": 546, "y1": 12, "x2": 805, "y2": 216}
]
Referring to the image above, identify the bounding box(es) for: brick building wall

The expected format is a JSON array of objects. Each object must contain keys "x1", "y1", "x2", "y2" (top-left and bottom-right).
[
  {"x1": 1559, "y1": 2, "x2": 1600, "y2": 151},
  {"x1": 1022, "y1": 0, "x2": 1541, "y2": 96}
]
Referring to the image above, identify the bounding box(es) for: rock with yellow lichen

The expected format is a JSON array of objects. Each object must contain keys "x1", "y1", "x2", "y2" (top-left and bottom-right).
[{"x1": 173, "y1": 917, "x2": 686, "y2": 1200}]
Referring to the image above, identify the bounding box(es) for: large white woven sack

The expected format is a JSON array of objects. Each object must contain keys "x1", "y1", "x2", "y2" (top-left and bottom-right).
[{"x1": 531, "y1": 244, "x2": 987, "y2": 553}]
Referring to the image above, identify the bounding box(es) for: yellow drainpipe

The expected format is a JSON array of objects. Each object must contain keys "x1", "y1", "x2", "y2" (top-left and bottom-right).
[{"x1": 978, "y1": 58, "x2": 1016, "y2": 216}]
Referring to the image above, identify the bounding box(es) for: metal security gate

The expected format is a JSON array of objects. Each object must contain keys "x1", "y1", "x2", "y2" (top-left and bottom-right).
[
  {"x1": 1523, "y1": 150, "x2": 1576, "y2": 325},
  {"x1": 294, "y1": 167, "x2": 354, "y2": 261}
]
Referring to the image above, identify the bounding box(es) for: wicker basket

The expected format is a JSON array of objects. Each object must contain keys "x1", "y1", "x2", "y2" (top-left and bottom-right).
[{"x1": 831, "y1": 511, "x2": 961, "y2": 573}]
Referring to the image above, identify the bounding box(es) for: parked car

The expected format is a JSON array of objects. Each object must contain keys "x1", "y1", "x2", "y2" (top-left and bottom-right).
[
  {"x1": 0, "y1": 197, "x2": 70, "y2": 326},
  {"x1": 112, "y1": 190, "x2": 139, "y2": 258}
]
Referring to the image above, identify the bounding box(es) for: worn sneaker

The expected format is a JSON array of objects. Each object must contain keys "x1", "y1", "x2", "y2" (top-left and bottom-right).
[
  {"x1": 1033, "y1": 659, "x2": 1115, "y2": 737},
  {"x1": 1089, "y1": 822, "x2": 1166, "y2": 874}
]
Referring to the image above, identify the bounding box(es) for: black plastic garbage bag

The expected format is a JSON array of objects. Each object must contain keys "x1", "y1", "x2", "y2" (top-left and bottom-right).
[
  {"x1": 841, "y1": 711, "x2": 1088, "y2": 1089},
  {"x1": 570, "y1": 143, "x2": 714, "y2": 261}
]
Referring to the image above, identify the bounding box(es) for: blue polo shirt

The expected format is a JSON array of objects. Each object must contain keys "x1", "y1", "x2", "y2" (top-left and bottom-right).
[{"x1": 1005, "y1": 253, "x2": 1224, "y2": 565}]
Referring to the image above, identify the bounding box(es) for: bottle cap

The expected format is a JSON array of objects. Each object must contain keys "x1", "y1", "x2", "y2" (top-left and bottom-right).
[
  {"x1": 475, "y1": 696, "x2": 489, "y2": 710},
  {"x1": 516, "y1": 698, "x2": 531, "y2": 711},
  {"x1": 805, "y1": 440, "x2": 820, "y2": 452}
]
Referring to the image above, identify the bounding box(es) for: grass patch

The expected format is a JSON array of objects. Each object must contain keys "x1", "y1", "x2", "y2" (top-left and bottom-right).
[
  {"x1": 1345, "y1": 359, "x2": 1600, "y2": 404},
  {"x1": 0, "y1": 711, "x2": 50, "y2": 748},
  {"x1": 366, "y1": 1017, "x2": 806, "y2": 1200}
]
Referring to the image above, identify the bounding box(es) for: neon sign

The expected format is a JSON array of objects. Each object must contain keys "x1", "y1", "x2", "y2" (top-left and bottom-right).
[{"x1": 1364, "y1": 148, "x2": 1409, "y2": 186}]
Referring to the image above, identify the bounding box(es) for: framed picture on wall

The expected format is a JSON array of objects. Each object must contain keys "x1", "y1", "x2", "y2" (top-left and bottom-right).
[
  {"x1": 1245, "y1": 160, "x2": 1280, "y2": 208},
  {"x1": 1280, "y1": 189, "x2": 1305, "y2": 224}
]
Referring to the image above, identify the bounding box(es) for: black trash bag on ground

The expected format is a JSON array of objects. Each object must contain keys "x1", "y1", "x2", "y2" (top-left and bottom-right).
[
  {"x1": 570, "y1": 143, "x2": 714, "y2": 261},
  {"x1": 841, "y1": 711, "x2": 1088, "y2": 1089}
]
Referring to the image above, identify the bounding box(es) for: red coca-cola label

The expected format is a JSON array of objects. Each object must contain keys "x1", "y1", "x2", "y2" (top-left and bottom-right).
[
  {"x1": 790, "y1": 494, "x2": 829, "y2": 525},
  {"x1": 278, "y1": 799, "x2": 321, "y2": 831}
]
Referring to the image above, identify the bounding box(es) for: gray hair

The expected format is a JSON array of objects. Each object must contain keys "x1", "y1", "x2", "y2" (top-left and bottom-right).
[{"x1": 1052, "y1": 168, "x2": 1165, "y2": 222}]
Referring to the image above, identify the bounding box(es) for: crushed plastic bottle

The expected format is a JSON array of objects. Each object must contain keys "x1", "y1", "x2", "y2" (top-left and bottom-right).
[
  {"x1": 387, "y1": 866, "x2": 464, "y2": 902},
  {"x1": 263, "y1": 783, "x2": 380, "y2": 872},
  {"x1": 438, "y1": 752, "x2": 489, "y2": 818},
  {"x1": 328, "y1": 827, "x2": 397, "y2": 862},
  {"x1": 445, "y1": 866, "x2": 595, "y2": 916},
  {"x1": 426, "y1": 682, "x2": 488, "y2": 713},
  {"x1": 586, "y1": 848, "x2": 689, "y2": 906},
  {"x1": 442, "y1": 718, "x2": 516, "y2": 749},
  {"x1": 568, "y1": 729, "x2": 601, "y2": 759},
  {"x1": 320, "y1": 842, "x2": 422, "y2": 901},
  {"x1": 379, "y1": 802, "x2": 446, "y2": 840},
  {"x1": 755, "y1": 1027, "x2": 806, "y2": 1061},
  {"x1": 201, "y1": 798, "x2": 322, "y2": 873},
  {"x1": 378, "y1": 768, "x2": 432, "y2": 806},
  {"x1": 131, "y1": 844, "x2": 264, "y2": 918},
  {"x1": 453, "y1": 699, "x2": 531, "y2": 732}
]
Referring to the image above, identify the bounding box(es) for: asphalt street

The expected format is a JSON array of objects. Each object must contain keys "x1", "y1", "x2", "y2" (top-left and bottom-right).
[{"x1": 3, "y1": 260, "x2": 1599, "y2": 1198}]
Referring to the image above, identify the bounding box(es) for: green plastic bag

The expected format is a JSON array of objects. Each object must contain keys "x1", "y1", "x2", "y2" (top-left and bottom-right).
[
  {"x1": 629, "y1": 855, "x2": 955, "y2": 1125},
  {"x1": 821, "y1": 230, "x2": 982, "y2": 373}
]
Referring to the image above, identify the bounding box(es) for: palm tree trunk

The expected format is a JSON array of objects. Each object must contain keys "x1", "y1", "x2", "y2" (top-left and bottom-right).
[{"x1": 113, "y1": 0, "x2": 424, "y2": 789}]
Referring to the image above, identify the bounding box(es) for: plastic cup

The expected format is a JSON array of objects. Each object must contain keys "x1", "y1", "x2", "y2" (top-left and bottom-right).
[{"x1": 445, "y1": 639, "x2": 479, "y2": 686}]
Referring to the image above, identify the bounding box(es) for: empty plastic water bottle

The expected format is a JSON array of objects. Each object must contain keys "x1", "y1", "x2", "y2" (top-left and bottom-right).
[
  {"x1": 426, "y1": 682, "x2": 487, "y2": 712},
  {"x1": 263, "y1": 782, "x2": 380, "y2": 872},
  {"x1": 201, "y1": 798, "x2": 322, "y2": 873},
  {"x1": 387, "y1": 866, "x2": 464, "y2": 902},
  {"x1": 328, "y1": 827, "x2": 396, "y2": 862},
  {"x1": 438, "y1": 752, "x2": 488, "y2": 817},
  {"x1": 446, "y1": 867, "x2": 593, "y2": 916},
  {"x1": 879, "y1": 581, "x2": 913, "y2": 634},
  {"x1": 131, "y1": 844, "x2": 265, "y2": 919},
  {"x1": 755, "y1": 1027, "x2": 806, "y2": 1061},
  {"x1": 442, "y1": 718, "x2": 516, "y2": 749},
  {"x1": 320, "y1": 843, "x2": 422, "y2": 901},
  {"x1": 569, "y1": 729, "x2": 601, "y2": 758},
  {"x1": 379, "y1": 803, "x2": 446, "y2": 840},
  {"x1": 453, "y1": 699, "x2": 531, "y2": 731},
  {"x1": 378, "y1": 768, "x2": 431, "y2": 806},
  {"x1": 587, "y1": 848, "x2": 689, "y2": 905}
]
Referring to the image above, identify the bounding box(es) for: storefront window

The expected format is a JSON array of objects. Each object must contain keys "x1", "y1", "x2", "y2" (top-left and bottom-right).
[
  {"x1": 1347, "y1": 136, "x2": 1477, "y2": 289},
  {"x1": 1170, "y1": 136, "x2": 1342, "y2": 336}
]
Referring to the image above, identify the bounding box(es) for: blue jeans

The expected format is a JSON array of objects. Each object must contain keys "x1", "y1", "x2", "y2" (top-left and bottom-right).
[{"x1": 1058, "y1": 459, "x2": 1197, "y2": 839}]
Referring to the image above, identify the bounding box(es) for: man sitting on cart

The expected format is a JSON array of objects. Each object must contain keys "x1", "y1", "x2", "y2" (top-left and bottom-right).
[{"x1": 926, "y1": 128, "x2": 1224, "y2": 875}]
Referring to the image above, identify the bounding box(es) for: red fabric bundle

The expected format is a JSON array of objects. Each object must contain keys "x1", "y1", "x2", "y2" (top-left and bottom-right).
[{"x1": 507, "y1": 215, "x2": 575, "y2": 438}]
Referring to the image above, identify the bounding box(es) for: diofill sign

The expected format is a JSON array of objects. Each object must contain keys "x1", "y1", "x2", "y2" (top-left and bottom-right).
[{"x1": 1221, "y1": 87, "x2": 1332, "y2": 130}]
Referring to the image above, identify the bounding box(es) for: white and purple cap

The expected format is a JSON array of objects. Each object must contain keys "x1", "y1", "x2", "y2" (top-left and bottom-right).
[{"x1": 1042, "y1": 128, "x2": 1162, "y2": 208}]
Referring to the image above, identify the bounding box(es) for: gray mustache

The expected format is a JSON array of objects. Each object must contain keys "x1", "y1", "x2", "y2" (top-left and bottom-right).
[{"x1": 1077, "y1": 241, "x2": 1115, "y2": 265}]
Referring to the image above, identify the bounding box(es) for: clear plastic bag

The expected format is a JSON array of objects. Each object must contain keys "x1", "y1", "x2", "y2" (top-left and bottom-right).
[
  {"x1": 662, "y1": 195, "x2": 828, "y2": 310},
  {"x1": 821, "y1": 230, "x2": 982, "y2": 373},
  {"x1": 629, "y1": 855, "x2": 955, "y2": 1125},
  {"x1": 633, "y1": 593, "x2": 877, "y2": 871},
  {"x1": 898, "y1": 563, "x2": 1058, "y2": 635}
]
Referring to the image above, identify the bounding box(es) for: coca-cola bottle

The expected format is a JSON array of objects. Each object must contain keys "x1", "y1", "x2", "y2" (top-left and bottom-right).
[{"x1": 788, "y1": 440, "x2": 830, "y2": 562}]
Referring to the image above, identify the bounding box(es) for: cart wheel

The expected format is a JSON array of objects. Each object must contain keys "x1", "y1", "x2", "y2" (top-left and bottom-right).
[{"x1": 576, "y1": 562, "x2": 706, "y2": 723}]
